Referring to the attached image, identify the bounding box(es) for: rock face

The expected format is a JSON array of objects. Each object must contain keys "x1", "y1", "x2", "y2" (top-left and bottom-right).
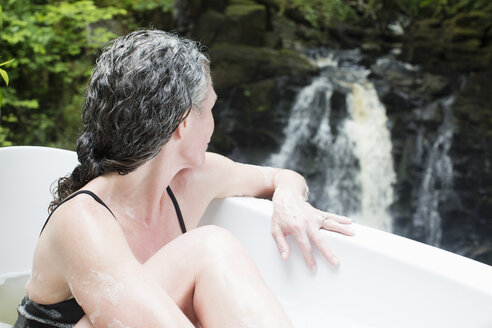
[
  {"x1": 448, "y1": 70, "x2": 492, "y2": 264},
  {"x1": 170, "y1": 0, "x2": 492, "y2": 265},
  {"x1": 400, "y1": 8, "x2": 492, "y2": 263},
  {"x1": 403, "y1": 10, "x2": 492, "y2": 73}
]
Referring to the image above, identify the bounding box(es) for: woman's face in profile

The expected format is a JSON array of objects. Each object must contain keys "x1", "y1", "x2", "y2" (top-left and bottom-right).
[{"x1": 186, "y1": 82, "x2": 217, "y2": 166}]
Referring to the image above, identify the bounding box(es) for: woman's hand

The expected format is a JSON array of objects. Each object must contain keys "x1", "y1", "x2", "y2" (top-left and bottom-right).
[
  {"x1": 271, "y1": 178, "x2": 354, "y2": 272},
  {"x1": 195, "y1": 154, "x2": 355, "y2": 271}
]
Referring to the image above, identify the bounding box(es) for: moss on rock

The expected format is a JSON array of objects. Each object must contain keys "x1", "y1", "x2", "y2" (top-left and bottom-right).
[
  {"x1": 210, "y1": 42, "x2": 316, "y2": 91},
  {"x1": 450, "y1": 10, "x2": 492, "y2": 30},
  {"x1": 226, "y1": 0, "x2": 264, "y2": 15},
  {"x1": 194, "y1": 9, "x2": 226, "y2": 46},
  {"x1": 444, "y1": 27, "x2": 483, "y2": 43},
  {"x1": 403, "y1": 10, "x2": 492, "y2": 73},
  {"x1": 218, "y1": 1, "x2": 267, "y2": 46}
]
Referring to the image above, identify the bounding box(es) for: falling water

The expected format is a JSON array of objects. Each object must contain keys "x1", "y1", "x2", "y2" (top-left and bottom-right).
[
  {"x1": 344, "y1": 82, "x2": 396, "y2": 231},
  {"x1": 412, "y1": 96, "x2": 455, "y2": 246},
  {"x1": 268, "y1": 50, "x2": 396, "y2": 231}
]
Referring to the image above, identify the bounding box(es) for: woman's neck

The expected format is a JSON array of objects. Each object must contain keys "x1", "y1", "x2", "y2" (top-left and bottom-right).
[{"x1": 87, "y1": 146, "x2": 187, "y2": 224}]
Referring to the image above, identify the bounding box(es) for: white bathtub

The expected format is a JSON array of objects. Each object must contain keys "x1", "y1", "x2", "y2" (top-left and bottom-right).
[{"x1": 1, "y1": 146, "x2": 492, "y2": 327}]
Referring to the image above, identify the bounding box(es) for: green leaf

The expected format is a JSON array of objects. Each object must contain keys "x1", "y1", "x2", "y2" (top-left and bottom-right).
[
  {"x1": 0, "y1": 5, "x2": 3, "y2": 28},
  {"x1": 9, "y1": 99, "x2": 39, "y2": 109},
  {"x1": 3, "y1": 113, "x2": 18, "y2": 123},
  {"x1": 0, "y1": 58, "x2": 15, "y2": 67},
  {"x1": 0, "y1": 68, "x2": 8, "y2": 86}
]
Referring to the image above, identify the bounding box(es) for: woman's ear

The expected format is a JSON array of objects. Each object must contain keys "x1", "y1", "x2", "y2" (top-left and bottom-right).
[{"x1": 173, "y1": 117, "x2": 188, "y2": 140}]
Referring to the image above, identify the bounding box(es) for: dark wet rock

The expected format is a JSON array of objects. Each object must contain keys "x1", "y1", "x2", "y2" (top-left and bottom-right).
[
  {"x1": 450, "y1": 70, "x2": 492, "y2": 242},
  {"x1": 402, "y1": 9, "x2": 492, "y2": 73},
  {"x1": 210, "y1": 42, "x2": 316, "y2": 91},
  {"x1": 193, "y1": 9, "x2": 226, "y2": 46}
]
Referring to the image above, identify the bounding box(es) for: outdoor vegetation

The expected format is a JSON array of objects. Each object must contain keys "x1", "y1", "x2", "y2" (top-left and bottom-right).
[
  {"x1": 0, "y1": 0, "x2": 172, "y2": 147},
  {"x1": 0, "y1": 0, "x2": 491, "y2": 148}
]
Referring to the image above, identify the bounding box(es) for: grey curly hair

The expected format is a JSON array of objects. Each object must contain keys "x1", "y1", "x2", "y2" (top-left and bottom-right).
[{"x1": 50, "y1": 30, "x2": 210, "y2": 212}]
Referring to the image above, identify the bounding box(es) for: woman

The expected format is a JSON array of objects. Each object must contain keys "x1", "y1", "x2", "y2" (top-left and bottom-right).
[{"x1": 15, "y1": 30, "x2": 354, "y2": 328}]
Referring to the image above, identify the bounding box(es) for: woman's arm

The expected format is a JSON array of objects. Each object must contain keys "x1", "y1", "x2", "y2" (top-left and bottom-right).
[{"x1": 199, "y1": 152, "x2": 355, "y2": 271}]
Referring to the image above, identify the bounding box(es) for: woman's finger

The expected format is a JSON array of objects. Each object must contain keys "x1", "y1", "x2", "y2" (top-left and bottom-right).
[
  {"x1": 271, "y1": 224, "x2": 290, "y2": 260},
  {"x1": 319, "y1": 211, "x2": 352, "y2": 225},
  {"x1": 292, "y1": 230, "x2": 317, "y2": 272},
  {"x1": 321, "y1": 216, "x2": 355, "y2": 236},
  {"x1": 308, "y1": 227, "x2": 340, "y2": 267}
]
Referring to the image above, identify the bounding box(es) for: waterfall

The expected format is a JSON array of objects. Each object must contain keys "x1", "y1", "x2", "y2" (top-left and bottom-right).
[
  {"x1": 412, "y1": 96, "x2": 455, "y2": 246},
  {"x1": 344, "y1": 82, "x2": 396, "y2": 231},
  {"x1": 268, "y1": 51, "x2": 396, "y2": 231}
]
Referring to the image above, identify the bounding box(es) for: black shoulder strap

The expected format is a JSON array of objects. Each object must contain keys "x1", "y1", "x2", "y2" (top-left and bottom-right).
[
  {"x1": 40, "y1": 190, "x2": 116, "y2": 235},
  {"x1": 166, "y1": 186, "x2": 187, "y2": 234}
]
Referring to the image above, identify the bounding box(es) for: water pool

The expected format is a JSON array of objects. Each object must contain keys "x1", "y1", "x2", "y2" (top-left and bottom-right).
[{"x1": 0, "y1": 274, "x2": 29, "y2": 327}]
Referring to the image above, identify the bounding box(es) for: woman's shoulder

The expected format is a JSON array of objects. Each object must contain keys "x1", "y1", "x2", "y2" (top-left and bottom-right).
[
  {"x1": 173, "y1": 152, "x2": 231, "y2": 184},
  {"x1": 28, "y1": 191, "x2": 125, "y2": 303},
  {"x1": 42, "y1": 190, "x2": 120, "y2": 243},
  {"x1": 37, "y1": 189, "x2": 136, "y2": 274}
]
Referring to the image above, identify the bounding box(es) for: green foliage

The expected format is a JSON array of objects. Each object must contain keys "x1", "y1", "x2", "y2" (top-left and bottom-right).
[
  {"x1": 0, "y1": 3, "x2": 15, "y2": 146},
  {"x1": 0, "y1": 59, "x2": 15, "y2": 86},
  {"x1": 0, "y1": 58, "x2": 15, "y2": 111},
  {"x1": 284, "y1": 0, "x2": 357, "y2": 27},
  {"x1": 98, "y1": 0, "x2": 174, "y2": 12},
  {"x1": 131, "y1": 0, "x2": 174, "y2": 12},
  {"x1": 0, "y1": 0, "x2": 127, "y2": 147},
  {"x1": 0, "y1": 0, "x2": 177, "y2": 148},
  {"x1": 0, "y1": 58, "x2": 15, "y2": 82}
]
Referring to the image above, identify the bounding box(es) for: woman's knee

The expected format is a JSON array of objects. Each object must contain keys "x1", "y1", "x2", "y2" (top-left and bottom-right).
[
  {"x1": 145, "y1": 225, "x2": 257, "y2": 280},
  {"x1": 192, "y1": 225, "x2": 255, "y2": 269},
  {"x1": 193, "y1": 225, "x2": 245, "y2": 253}
]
